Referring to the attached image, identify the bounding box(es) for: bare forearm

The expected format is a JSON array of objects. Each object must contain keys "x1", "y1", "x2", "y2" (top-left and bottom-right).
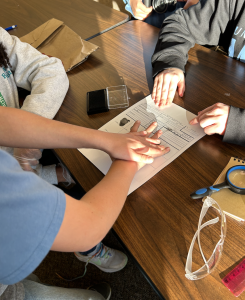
[
  {"x1": 51, "y1": 160, "x2": 138, "y2": 252},
  {"x1": 0, "y1": 107, "x2": 109, "y2": 150},
  {"x1": 1, "y1": 107, "x2": 164, "y2": 164}
]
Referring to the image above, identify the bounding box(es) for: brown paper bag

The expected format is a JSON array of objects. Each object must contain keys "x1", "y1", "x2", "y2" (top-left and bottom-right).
[{"x1": 20, "y1": 18, "x2": 99, "y2": 72}]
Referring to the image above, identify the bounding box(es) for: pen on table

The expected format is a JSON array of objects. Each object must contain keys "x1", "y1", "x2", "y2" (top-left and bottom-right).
[{"x1": 5, "y1": 25, "x2": 17, "y2": 31}]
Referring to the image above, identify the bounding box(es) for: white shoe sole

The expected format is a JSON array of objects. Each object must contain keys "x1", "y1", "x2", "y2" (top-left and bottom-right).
[
  {"x1": 75, "y1": 254, "x2": 128, "y2": 273},
  {"x1": 106, "y1": 288, "x2": 111, "y2": 300}
]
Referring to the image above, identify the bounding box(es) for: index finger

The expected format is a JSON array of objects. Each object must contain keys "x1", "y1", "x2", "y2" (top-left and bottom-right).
[
  {"x1": 152, "y1": 76, "x2": 159, "y2": 102},
  {"x1": 199, "y1": 116, "x2": 218, "y2": 129},
  {"x1": 165, "y1": 75, "x2": 178, "y2": 106},
  {"x1": 158, "y1": 75, "x2": 171, "y2": 108},
  {"x1": 144, "y1": 121, "x2": 158, "y2": 136},
  {"x1": 197, "y1": 104, "x2": 217, "y2": 119},
  {"x1": 189, "y1": 116, "x2": 199, "y2": 125},
  {"x1": 190, "y1": 105, "x2": 217, "y2": 125},
  {"x1": 130, "y1": 120, "x2": 141, "y2": 132}
]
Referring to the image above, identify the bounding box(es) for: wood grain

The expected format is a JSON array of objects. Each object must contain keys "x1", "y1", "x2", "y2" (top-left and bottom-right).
[
  {"x1": 55, "y1": 21, "x2": 245, "y2": 299},
  {"x1": 5, "y1": 12, "x2": 245, "y2": 298},
  {"x1": 0, "y1": 0, "x2": 129, "y2": 40}
]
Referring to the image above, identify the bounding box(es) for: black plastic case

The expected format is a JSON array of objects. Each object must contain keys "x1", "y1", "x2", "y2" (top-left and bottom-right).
[{"x1": 87, "y1": 89, "x2": 109, "y2": 115}]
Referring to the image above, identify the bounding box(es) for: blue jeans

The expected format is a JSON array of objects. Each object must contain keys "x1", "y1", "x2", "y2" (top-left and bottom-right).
[
  {"x1": 144, "y1": 2, "x2": 185, "y2": 28},
  {"x1": 22, "y1": 274, "x2": 105, "y2": 300}
]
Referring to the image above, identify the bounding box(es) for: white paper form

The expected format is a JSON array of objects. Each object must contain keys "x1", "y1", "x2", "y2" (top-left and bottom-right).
[{"x1": 79, "y1": 95, "x2": 205, "y2": 194}]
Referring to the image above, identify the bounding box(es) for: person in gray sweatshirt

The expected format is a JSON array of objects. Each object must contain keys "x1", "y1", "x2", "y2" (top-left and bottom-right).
[
  {"x1": 150, "y1": 0, "x2": 245, "y2": 146},
  {"x1": 0, "y1": 27, "x2": 70, "y2": 184},
  {"x1": 151, "y1": 0, "x2": 245, "y2": 108},
  {"x1": 122, "y1": 0, "x2": 197, "y2": 28}
]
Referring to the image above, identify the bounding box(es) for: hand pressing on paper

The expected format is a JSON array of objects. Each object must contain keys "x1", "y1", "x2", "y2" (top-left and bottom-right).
[
  {"x1": 129, "y1": 120, "x2": 170, "y2": 169},
  {"x1": 151, "y1": 0, "x2": 200, "y2": 109},
  {"x1": 152, "y1": 68, "x2": 185, "y2": 108},
  {"x1": 13, "y1": 148, "x2": 42, "y2": 173},
  {"x1": 105, "y1": 121, "x2": 169, "y2": 164},
  {"x1": 189, "y1": 103, "x2": 230, "y2": 135}
]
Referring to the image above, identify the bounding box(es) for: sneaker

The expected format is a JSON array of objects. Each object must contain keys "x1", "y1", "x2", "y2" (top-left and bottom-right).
[
  {"x1": 87, "y1": 282, "x2": 111, "y2": 300},
  {"x1": 74, "y1": 243, "x2": 128, "y2": 273}
]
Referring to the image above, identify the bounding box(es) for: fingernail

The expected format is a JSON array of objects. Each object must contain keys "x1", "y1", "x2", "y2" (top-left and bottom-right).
[{"x1": 136, "y1": 120, "x2": 140, "y2": 123}]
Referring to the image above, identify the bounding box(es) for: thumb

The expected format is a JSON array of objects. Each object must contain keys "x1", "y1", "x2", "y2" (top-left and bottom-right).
[{"x1": 177, "y1": 76, "x2": 185, "y2": 97}]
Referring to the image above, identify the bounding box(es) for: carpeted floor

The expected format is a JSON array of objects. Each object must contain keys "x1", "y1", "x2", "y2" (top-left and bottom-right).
[{"x1": 34, "y1": 229, "x2": 160, "y2": 300}]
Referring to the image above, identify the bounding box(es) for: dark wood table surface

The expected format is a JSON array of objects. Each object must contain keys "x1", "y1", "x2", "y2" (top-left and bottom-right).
[
  {"x1": 0, "y1": 0, "x2": 129, "y2": 40},
  {"x1": 53, "y1": 20, "x2": 245, "y2": 300}
]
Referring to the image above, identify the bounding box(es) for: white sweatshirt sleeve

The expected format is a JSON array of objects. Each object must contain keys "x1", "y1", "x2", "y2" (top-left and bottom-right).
[{"x1": 1, "y1": 27, "x2": 69, "y2": 119}]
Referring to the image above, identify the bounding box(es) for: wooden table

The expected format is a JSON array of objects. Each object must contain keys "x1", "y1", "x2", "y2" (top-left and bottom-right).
[
  {"x1": 0, "y1": 0, "x2": 129, "y2": 40},
  {"x1": 54, "y1": 20, "x2": 245, "y2": 299}
]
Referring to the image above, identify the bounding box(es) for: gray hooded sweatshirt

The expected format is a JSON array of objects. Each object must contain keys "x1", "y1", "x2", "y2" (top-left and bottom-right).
[{"x1": 152, "y1": 0, "x2": 245, "y2": 145}]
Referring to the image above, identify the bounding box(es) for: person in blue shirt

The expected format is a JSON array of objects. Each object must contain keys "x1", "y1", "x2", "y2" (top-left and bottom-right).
[
  {"x1": 0, "y1": 106, "x2": 169, "y2": 300},
  {"x1": 123, "y1": 0, "x2": 198, "y2": 28}
]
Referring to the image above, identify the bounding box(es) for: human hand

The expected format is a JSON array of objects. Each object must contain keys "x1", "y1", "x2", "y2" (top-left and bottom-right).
[
  {"x1": 189, "y1": 103, "x2": 230, "y2": 135},
  {"x1": 183, "y1": 0, "x2": 199, "y2": 10},
  {"x1": 130, "y1": 121, "x2": 170, "y2": 169},
  {"x1": 105, "y1": 121, "x2": 169, "y2": 164},
  {"x1": 13, "y1": 148, "x2": 42, "y2": 172},
  {"x1": 152, "y1": 68, "x2": 185, "y2": 108},
  {"x1": 130, "y1": 0, "x2": 153, "y2": 20}
]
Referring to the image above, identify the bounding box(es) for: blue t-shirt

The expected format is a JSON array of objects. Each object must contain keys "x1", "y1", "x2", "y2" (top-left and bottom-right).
[{"x1": 0, "y1": 150, "x2": 66, "y2": 285}]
